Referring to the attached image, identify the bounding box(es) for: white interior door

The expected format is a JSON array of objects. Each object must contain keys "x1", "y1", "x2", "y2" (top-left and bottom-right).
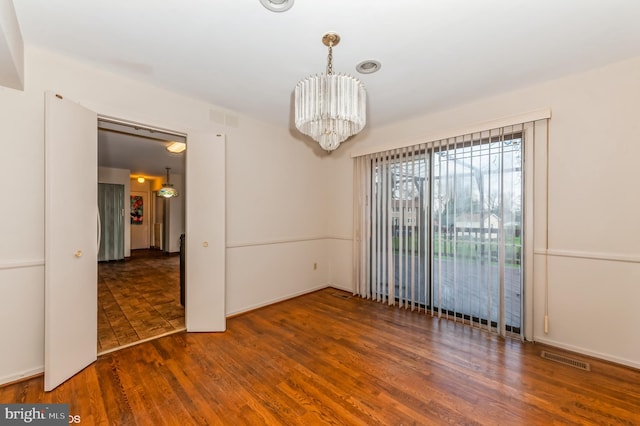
[
  {"x1": 44, "y1": 92, "x2": 97, "y2": 391},
  {"x1": 130, "y1": 191, "x2": 149, "y2": 249},
  {"x1": 185, "y1": 133, "x2": 226, "y2": 331}
]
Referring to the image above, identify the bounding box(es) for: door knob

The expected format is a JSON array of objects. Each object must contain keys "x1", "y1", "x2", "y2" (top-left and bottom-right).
[
  {"x1": 202, "y1": 242, "x2": 209, "y2": 247},
  {"x1": 74, "y1": 250, "x2": 83, "y2": 258}
]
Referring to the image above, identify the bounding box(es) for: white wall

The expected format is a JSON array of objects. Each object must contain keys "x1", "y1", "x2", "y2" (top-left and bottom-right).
[
  {"x1": 167, "y1": 173, "x2": 184, "y2": 254},
  {"x1": 0, "y1": 0, "x2": 23, "y2": 90},
  {"x1": 98, "y1": 166, "x2": 131, "y2": 257},
  {"x1": 224, "y1": 117, "x2": 331, "y2": 314},
  {"x1": 0, "y1": 78, "x2": 45, "y2": 384},
  {"x1": 325, "y1": 56, "x2": 640, "y2": 369},
  {"x1": 144, "y1": 173, "x2": 185, "y2": 253},
  {"x1": 0, "y1": 46, "x2": 330, "y2": 385}
]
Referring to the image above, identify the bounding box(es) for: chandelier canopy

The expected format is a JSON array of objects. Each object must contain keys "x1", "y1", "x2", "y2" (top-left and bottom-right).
[{"x1": 294, "y1": 32, "x2": 366, "y2": 152}]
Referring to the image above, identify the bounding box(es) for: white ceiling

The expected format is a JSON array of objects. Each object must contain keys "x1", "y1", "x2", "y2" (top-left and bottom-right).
[
  {"x1": 98, "y1": 129, "x2": 185, "y2": 178},
  {"x1": 11, "y1": 0, "x2": 640, "y2": 173}
]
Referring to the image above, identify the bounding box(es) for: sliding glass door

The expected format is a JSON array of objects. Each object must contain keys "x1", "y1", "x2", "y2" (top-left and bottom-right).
[
  {"x1": 430, "y1": 133, "x2": 522, "y2": 333},
  {"x1": 362, "y1": 129, "x2": 523, "y2": 335}
]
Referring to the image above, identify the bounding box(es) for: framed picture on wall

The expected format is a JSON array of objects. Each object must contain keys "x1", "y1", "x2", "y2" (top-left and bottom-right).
[{"x1": 131, "y1": 195, "x2": 143, "y2": 225}]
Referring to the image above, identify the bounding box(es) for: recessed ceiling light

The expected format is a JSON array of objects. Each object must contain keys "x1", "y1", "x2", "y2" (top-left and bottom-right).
[
  {"x1": 259, "y1": 0, "x2": 294, "y2": 12},
  {"x1": 166, "y1": 141, "x2": 186, "y2": 153},
  {"x1": 356, "y1": 60, "x2": 382, "y2": 74}
]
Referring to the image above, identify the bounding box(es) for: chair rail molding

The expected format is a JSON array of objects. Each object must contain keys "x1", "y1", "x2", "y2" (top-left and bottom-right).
[{"x1": 0, "y1": 259, "x2": 45, "y2": 270}]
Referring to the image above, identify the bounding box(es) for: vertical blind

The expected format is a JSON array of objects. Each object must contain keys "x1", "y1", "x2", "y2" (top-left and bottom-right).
[
  {"x1": 98, "y1": 183, "x2": 125, "y2": 262},
  {"x1": 353, "y1": 122, "x2": 532, "y2": 337}
]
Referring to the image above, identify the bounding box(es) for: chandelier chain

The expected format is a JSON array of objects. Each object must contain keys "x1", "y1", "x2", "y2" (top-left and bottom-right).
[{"x1": 327, "y1": 44, "x2": 333, "y2": 75}]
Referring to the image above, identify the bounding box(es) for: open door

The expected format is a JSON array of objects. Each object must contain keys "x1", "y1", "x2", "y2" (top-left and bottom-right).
[
  {"x1": 44, "y1": 94, "x2": 226, "y2": 390},
  {"x1": 185, "y1": 133, "x2": 226, "y2": 331},
  {"x1": 44, "y1": 92, "x2": 98, "y2": 391}
]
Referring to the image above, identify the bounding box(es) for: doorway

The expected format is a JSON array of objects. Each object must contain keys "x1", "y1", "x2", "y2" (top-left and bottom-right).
[
  {"x1": 130, "y1": 191, "x2": 150, "y2": 250},
  {"x1": 97, "y1": 117, "x2": 186, "y2": 353},
  {"x1": 45, "y1": 92, "x2": 225, "y2": 391}
]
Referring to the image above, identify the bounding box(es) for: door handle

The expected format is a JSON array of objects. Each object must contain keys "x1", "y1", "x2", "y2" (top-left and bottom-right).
[
  {"x1": 74, "y1": 250, "x2": 83, "y2": 258},
  {"x1": 97, "y1": 207, "x2": 102, "y2": 253}
]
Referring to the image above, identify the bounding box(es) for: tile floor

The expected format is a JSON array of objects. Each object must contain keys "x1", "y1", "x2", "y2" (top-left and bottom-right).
[{"x1": 97, "y1": 249, "x2": 184, "y2": 353}]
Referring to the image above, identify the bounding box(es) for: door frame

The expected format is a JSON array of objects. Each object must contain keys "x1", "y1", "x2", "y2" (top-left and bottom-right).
[
  {"x1": 45, "y1": 95, "x2": 226, "y2": 391},
  {"x1": 95, "y1": 116, "x2": 226, "y2": 332}
]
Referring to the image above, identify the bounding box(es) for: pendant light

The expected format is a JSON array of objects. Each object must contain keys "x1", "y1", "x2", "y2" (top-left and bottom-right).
[
  {"x1": 294, "y1": 32, "x2": 367, "y2": 152},
  {"x1": 157, "y1": 167, "x2": 178, "y2": 198}
]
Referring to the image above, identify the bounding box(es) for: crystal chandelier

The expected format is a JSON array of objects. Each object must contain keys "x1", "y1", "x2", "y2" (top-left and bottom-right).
[{"x1": 294, "y1": 32, "x2": 367, "y2": 152}]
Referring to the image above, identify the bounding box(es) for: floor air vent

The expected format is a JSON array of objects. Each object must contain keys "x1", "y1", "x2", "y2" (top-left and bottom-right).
[
  {"x1": 540, "y1": 351, "x2": 591, "y2": 371},
  {"x1": 332, "y1": 292, "x2": 352, "y2": 300}
]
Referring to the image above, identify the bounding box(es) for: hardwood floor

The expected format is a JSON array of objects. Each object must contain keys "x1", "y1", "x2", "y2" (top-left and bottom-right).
[
  {"x1": 3, "y1": 288, "x2": 639, "y2": 425},
  {"x1": 98, "y1": 249, "x2": 185, "y2": 353}
]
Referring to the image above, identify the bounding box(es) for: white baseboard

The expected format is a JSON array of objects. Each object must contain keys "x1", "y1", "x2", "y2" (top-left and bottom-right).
[
  {"x1": 226, "y1": 284, "x2": 330, "y2": 317},
  {"x1": 327, "y1": 282, "x2": 352, "y2": 293},
  {"x1": 0, "y1": 366, "x2": 44, "y2": 387}
]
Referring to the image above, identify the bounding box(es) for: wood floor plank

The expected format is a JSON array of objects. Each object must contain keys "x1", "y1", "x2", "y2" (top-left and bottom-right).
[{"x1": 2, "y1": 288, "x2": 639, "y2": 425}]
